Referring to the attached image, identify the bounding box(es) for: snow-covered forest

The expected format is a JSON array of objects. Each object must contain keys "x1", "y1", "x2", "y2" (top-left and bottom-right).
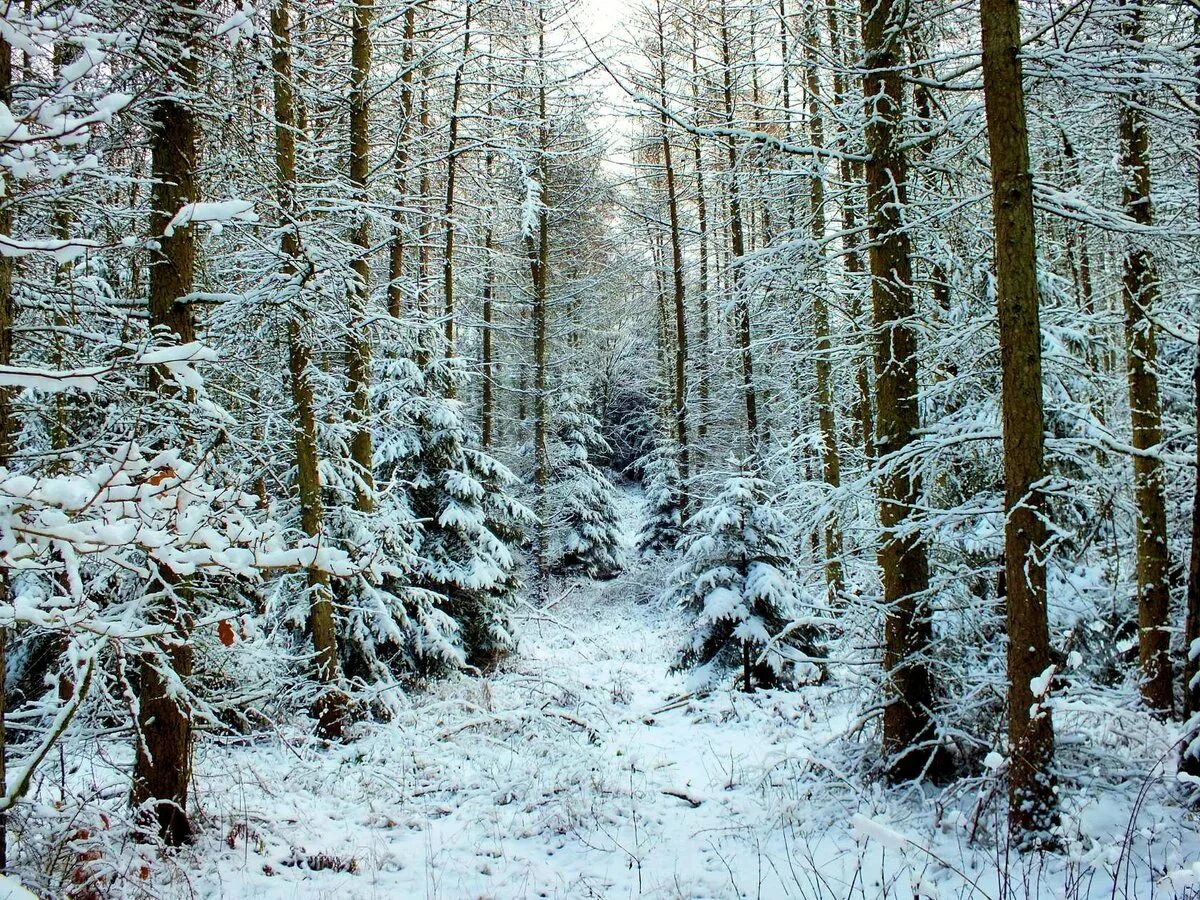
[{"x1": 0, "y1": 0, "x2": 1197, "y2": 895}]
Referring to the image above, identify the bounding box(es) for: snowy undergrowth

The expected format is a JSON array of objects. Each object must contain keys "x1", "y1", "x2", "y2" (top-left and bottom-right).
[{"x1": 18, "y1": 488, "x2": 1200, "y2": 899}]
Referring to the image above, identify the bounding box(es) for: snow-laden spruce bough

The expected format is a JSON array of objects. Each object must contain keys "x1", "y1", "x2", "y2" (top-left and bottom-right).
[{"x1": 0, "y1": 0, "x2": 1197, "y2": 896}]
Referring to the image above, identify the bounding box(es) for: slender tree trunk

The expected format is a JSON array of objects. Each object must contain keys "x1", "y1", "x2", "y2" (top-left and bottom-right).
[
  {"x1": 860, "y1": 0, "x2": 945, "y2": 781},
  {"x1": 718, "y1": 0, "x2": 758, "y2": 446},
  {"x1": 131, "y1": 0, "x2": 200, "y2": 845},
  {"x1": 416, "y1": 80, "x2": 432, "y2": 322},
  {"x1": 481, "y1": 95, "x2": 496, "y2": 450},
  {"x1": 272, "y1": 0, "x2": 346, "y2": 741},
  {"x1": 442, "y1": 1, "x2": 472, "y2": 362},
  {"x1": 386, "y1": 3, "x2": 417, "y2": 320},
  {"x1": 825, "y1": 0, "x2": 874, "y2": 462},
  {"x1": 1117, "y1": 0, "x2": 1173, "y2": 716},
  {"x1": 0, "y1": 30, "x2": 12, "y2": 870},
  {"x1": 655, "y1": 0, "x2": 690, "y2": 510},
  {"x1": 980, "y1": 0, "x2": 1058, "y2": 841},
  {"x1": 690, "y1": 35, "x2": 711, "y2": 447},
  {"x1": 1180, "y1": 5, "x2": 1200, "y2": 777},
  {"x1": 527, "y1": 10, "x2": 551, "y2": 582},
  {"x1": 1184, "y1": 321, "x2": 1200, "y2": 773},
  {"x1": 802, "y1": 7, "x2": 845, "y2": 601},
  {"x1": 347, "y1": 0, "x2": 376, "y2": 514}
]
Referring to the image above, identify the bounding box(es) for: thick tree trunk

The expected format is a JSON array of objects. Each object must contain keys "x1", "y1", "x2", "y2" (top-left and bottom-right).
[
  {"x1": 979, "y1": 0, "x2": 1058, "y2": 840},
  {"x1": 271, "y1": 0, "x2": 346, "y2": 741},
  {"x1": 1117, "y1": 0, "x2": 1173, "y2": 716},
  {"x1": 860, "y1": 0, "x2": 945, "y2": 781},
  {"x1": 131, "y1": 0, "x2": 200, "y2": 845},
  {"x1": 347, "y1": 0, "x2": 376, "y2": 514}
]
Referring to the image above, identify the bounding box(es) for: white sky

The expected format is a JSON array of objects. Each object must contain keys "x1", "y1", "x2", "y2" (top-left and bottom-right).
[{"x1": 570, "y1": 0, "x2": 643, "y2": 169}]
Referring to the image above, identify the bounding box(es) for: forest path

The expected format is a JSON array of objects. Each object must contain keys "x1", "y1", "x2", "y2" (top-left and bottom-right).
[{"x1": 194, "y1": 483, "x2": 845, "y2": 899}]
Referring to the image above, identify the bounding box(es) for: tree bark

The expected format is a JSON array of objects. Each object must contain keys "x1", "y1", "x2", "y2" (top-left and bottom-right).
[
  {"x1": 825, "y1": 0, "x2": 875, "y2": 462},
  {"x1": 441, "y1": 1, "x2": 472, "y2": 363},
  {"x1": 802, "y1": 6, "x2": 845, "y2": 601},
  {"x1": 718, "y1": 0, "x2": 758, "y2": 446},
  {"x1": 346, "y1": 0, "x2": 376, "y2": 514},
  {"x1": 272, "y1": 0, "x2": 346, "y2": 741},
  {"x1": 131, "y1": 0, "x2": 200, "y2": 845},
  {"x1": 1117, "y1": 0, "x2": 1173, "y2": 716},
  {"x1": 690, "y1": 34, "x2": 711, "y2": 447},
  {"x1": 481, "y1": 84, "x2": 496, "y2": 451},
  {"x1": 386, "y1": 3, "x2": 418, "y2": 320},
  {"x1": 0, "y1": 30, "x2": 12, "y2": 870},
  {"x1": 1180, "y1": 4, "x2": 1200, "y2": 777},
  {"x1": 860, "y1": 0, "x2": 945, "y2": 781},
  {"x1": 527, "y1": 9, "x2": 551, "y2": 582},
  {"x1": 979, "y1": 0, "x2": 1058, "y2": 840},
  {"x1": 655, "y1": 0, "x2": 690, "y2": 511}
]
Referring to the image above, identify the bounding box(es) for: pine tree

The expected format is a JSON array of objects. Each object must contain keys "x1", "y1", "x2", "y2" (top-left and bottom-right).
[
  {"x1": 637, "y1": 441, "x2": 684, "y2": 558},
  {"x1": 553, "y1": 381, "x2": 625, "y2": 579},
  {"x1": 406, "y1": 347, "x2": 533, "y2": 671},
  {"x1": 668, "y1": 465, "x2": 811, "y2": 692}
]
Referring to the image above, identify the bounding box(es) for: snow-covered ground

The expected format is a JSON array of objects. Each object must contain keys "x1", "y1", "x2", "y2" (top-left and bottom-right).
[{"x1": 22, "y1": 488, "x2": 1198, "y2": 898}]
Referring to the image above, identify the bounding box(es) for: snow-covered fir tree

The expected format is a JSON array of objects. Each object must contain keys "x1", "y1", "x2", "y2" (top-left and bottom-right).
[
  {"x1": 552, "y1": 379, "x2": 625, "y2": 579},
  {"x1": 667, "y1": 464, "x2": 808, "y2": 692},
  {"x1": 404, "y1": 342, "x2": 534, "y2": 672},
  {"x1": 636, "y1": 440, "x2": 684, "y2": 557}
]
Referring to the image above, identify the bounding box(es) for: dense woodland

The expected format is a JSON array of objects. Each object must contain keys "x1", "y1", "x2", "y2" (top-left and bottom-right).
[{"x1": 0, "y1": 0, "x2": 1197, "y2": 895}]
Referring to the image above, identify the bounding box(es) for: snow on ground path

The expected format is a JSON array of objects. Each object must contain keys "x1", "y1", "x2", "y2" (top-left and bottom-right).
[
  {"x1": 172, "y1": 483, "x2": 1193, "y2": 899},
  {"x1": 180, "y1": 486, "x2": 841, "y2": 898}
]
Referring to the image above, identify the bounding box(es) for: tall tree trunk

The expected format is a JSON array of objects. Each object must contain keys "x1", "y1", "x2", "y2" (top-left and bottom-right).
[
  {"x1": 272, "y1": 0, "x2": 346, "y2": 741},
  {"x1": 655, "y1": 0, "x2": 690, "y2": 510},
  {"x1": 386, "y1": 3, "x2": 418, "y2": 320},
  {"x1": 347, "y1": 0, "x2": 376, "y2": 514},
  {"x1": 416, "y1": 80, "x2": 432, "y2": 321},
  {"x1": 860, "y1": 0, "x2": 945, "y2": 781},
  {"x1": 1180, "y1": 4, "x2": 1200, "y2": 777},
  {"x1": 718, "y1": 0, "x2": 758, "y2": 446},
  {"x1": 980, "y1": 0, "x2": 1058, "y2": 840},
  {"x1": 442, "y1": 1, "x2": 472, "y2": 362},
  {"x1": 0, "y1": 29, "x2": 12, "y2": 870},
  {"x1": 690, "y1": 34, "x2": 711, "y2": 447},
  {"x1": 131, "y1": 0, "x2": 200, "y2": 846},
  {"x1": 802, "y1": 6, "x2": 845, "y2": 601},
  {"x1": 527, "y1": 9, "x2": 551, "y2": 582},
  {"x1": 825, "y1": 0, "x2": 874, "y2": 462},
  {"x1": 1184, "y1": 321, "x2": 1200, "y2": 774},
  {"x1": 1117, "y1": 0, "x2": 1173, "y2": 716},
  {"x1": 481, "y1": 84, "x2": 496, "y2": 451}
]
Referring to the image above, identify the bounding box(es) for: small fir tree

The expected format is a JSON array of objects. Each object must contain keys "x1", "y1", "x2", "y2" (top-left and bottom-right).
[
  {"x1": 668, "y1": 465, "x2": 804, "y2": 692},
  {"x1": 553, "y1": 380, "x2": 625, "y2": 579},
  {"x1": 637, "y1": 441, "x2": 684, "y2": 558},
  {"x1": 406, "y1": 347, "x2": 534, "y2": 671}
]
